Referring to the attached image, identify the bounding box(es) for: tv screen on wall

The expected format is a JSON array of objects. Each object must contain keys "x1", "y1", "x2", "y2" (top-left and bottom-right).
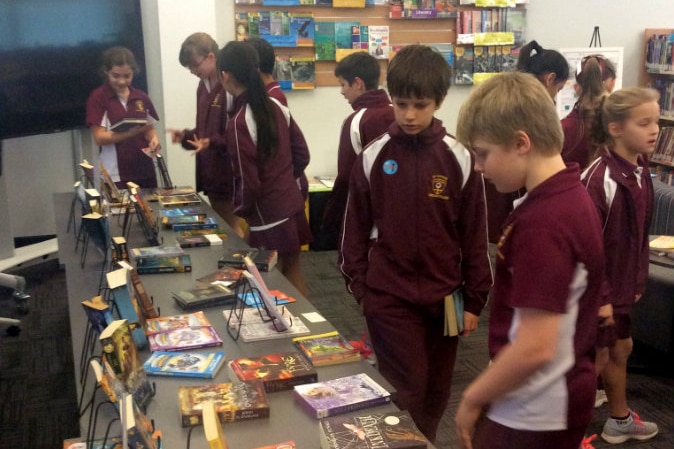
[{"x1": 0, "y1": 0, "x2": 146, "y2": 140}]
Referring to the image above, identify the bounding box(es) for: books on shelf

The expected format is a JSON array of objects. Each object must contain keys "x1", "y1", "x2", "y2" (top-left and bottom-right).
[
  {"x1": 319, "y1": 410, "x2": 429, "y2": 449},
  {"x1": 172, "y1": 284, "x2": 237, "y2": 310},
  {"x1": 202, "y1": 399, "x2": 228, "y2": 449},
  {"x1": 145, "y1": 311, "x2": 223, "y2": 352},
  {"x1": 178, "y1": 380, "x2": 270, "y2": 427},
  {"x1": 99, "y1": 319, "x2": 155, "y2": 409},
  {"x1": 293, "y1": 331, "x2": 362, "y2": 367},
  {"x1": 110, "y1": 118, "x2": 148, "y2": 133},
  {"x1": 218, "y1": 248, "x2": 278, "y2": 272},
  {"x1": 224, "y1": 306, "x2": 311, "y2": 342},
  {"x1": 293, "y1": 373, "x2": 392, "y2": 419},
  {"x1": 227, "y1": 351, "x2": 318, "y2": 393},
  {"x1": 143, "y1": 350, "x2": 226, "y2": 379}
]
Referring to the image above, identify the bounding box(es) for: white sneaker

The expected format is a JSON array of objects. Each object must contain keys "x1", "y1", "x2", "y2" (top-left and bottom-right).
[
  {"x1": 601, "y1": 411, "x2": 658, "y2": 444},
  {"x1": 594, "y1": 389, "x2": 608, "y2": 408}
]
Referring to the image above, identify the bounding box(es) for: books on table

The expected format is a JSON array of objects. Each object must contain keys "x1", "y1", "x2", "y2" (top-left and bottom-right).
[
  {"x1": 293, "y1": 373, "x2": 392, "y2": 419},
  {"x1": 293, "y1": 331, "x2": 361, "y2": 367},
  {"x1": 143, "y1": 350, "x2": 226, "y2": 379},
  {"x1": 172, "y1": 284, "x2": 237, "y2": 310},
  {"x1": 227, "y1": 351, "x2": 317, "y2": 393},
  {"x1": 145, "y1": 311, "x2": 223, "y2": 352},
  {"x1": 218, "y1": 248, "x2": 278, "y2": 272},
  {"x1": 195, "y1": 266, "x2": 245, "y2": 288},
  {"x1": 202, "y1": 399, "x2": 228, "y2": 449},
  {"x1": 319, "y1": 410, "x2": 429, "y2": 449},
  {"x1": 178, "y1": 380, "x2": 270, "y2": 427}
]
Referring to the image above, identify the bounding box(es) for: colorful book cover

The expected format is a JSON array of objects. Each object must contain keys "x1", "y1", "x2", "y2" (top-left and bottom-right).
[
  {"x1": 239, "y1": 289, "x2": 296, "y2": 307},
  {"x1": 195, "y1": 266, "x2": 245, "y2": 288},
  {"x1": 161, "y1": 214, "x2": 207, "y2": 228},
  {"x1": 291, "y1": 57, "x2": 316, "y2": 89},
  {"x1": 293, "y1": 373, "x2": 391, "y2": 419},
  {"x1": 172, "y1": 284, "x2": 237, "y2": 310},
  {"x1": 335, "y1": 22, "x2": 359, "y2": 49},
  {"x1": 290, "y1": 13, "x2": 314, "y2": 46},
  {"x1": 258, "y1": 11, "x2": 271, "y2": 36},
  {"x1": 121, "y1": 393, "x2": 159, "y2": 449},
  {"x1": 274, "y1": 55, "x2": 293, "y2": 90},
  {"x1": 227, "y1": 351, "x2": 318, "y2": 392},
  {"x1": 176, "y1": 234, "x2": 224, "y2": 248},
  {"x1": 180, "y1": 228, "x2": 228, "y2": 238},
  {"x1": 178, "y1": 380, "x2": 270, "y2": 427},
  {"x1": 218, "y1": 248, "x2": 278, "y2": 271},
  {"x1": 236, "y1": 12, "x2": 250, "y2": 41},
  {"x1": 145, "y1": 311, "x2": 212, "y2": 334},
  {"x1": 248, "y1": 12, "x2": 261, "y2": 38},
  {"x1": 453, "y1": 45, "x2": 474, "y2": 85},
  {"x1": 367, "y1": 25, "x2": 389, "y2": 60},
  {"x1": 319, "y1": 410, "x2": 429, "y2": 449},
  {"x1": 315, "y1": 21, "x2": 336, "y2": 61},
  {"x1": 106, "y1": 267, "x2": 148, "y2": 349},
  {"x1": 157, "y1": 192, "x2": 202, "y2": 208},
  {"x1": 146, "y1": 325, "x2": 223, "y2": 352},
  {"x1": 171, "y1": 216, "x2": 218, "y2": 231},
  {"x1": 159, "y1": 207, "x2": 203, "y2": 218},
  {"x1": 293, "y1": 331, "x2": 361, "y2": 366},
  {"x1": 143, "y1": 350, "x2": 226, "y2": 379},
  {"x1": 130, "y1": 245, "x2": 186, "y2": 261},
  {"x1": 134, "y1": 254, "x2": 192, "y2": 274},
  {"x1": 358, "y1": 25, "x2": 369, "y2": 50}
]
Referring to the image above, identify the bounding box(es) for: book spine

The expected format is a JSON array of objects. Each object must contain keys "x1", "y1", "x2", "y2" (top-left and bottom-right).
[
  {"x1": 172, "y1": 222, "x2": 219, "y2": 231},
  {"x1": 324, "y1": 395, "x2": 392, "y2": 418},
  {"x1": 145, "y1": 368, "x2": 216, "y2": 379}
]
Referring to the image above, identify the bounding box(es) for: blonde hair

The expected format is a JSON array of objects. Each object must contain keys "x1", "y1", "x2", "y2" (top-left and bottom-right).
[
  {"x1": 456, "y1": 72, "x2": 563, "y2": 155},
  {"x1": 592, "y1": 87, "x2": 660, "y2": 146}
]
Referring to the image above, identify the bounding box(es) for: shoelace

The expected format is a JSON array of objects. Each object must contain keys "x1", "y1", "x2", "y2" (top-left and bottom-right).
[
  {"x1": 581, "y1": 434, "x2": 597, "y2": 449},
  {"x1": 632, "y1": 411, "x2": 644, "y2": 424}
]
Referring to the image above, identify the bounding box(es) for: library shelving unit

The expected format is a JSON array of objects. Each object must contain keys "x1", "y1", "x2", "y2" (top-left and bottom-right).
[{"x1": 641, "y1": 28, "x2": 674, "y2": 182}]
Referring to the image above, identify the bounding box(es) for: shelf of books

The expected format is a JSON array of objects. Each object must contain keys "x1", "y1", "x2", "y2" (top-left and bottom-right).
[{"x1": 53, "y1": 190, "x2": 401, "y2": 449}]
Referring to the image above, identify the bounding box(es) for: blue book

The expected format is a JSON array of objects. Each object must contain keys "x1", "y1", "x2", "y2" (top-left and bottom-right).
[
  {"x1": 106, "y1": 268, "x2": 148, "y2": 349},
  {"x1": 172, "y1": 216, "x2": 218, "y2": 231},
  {"x1": 143, "y1": 350, "x2": 226, "y2": 379}
]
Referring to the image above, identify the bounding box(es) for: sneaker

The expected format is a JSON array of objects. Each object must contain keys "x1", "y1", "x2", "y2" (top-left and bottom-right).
[
  {"x1": 601, "y1": 411, "x2": 659, "y2": 444},
  {"x1": 580, "y1": 434, "x2": 597, "y2": 449},
  {"x1": 594, "y1": 389, "x2": 608, "y2": 408}
]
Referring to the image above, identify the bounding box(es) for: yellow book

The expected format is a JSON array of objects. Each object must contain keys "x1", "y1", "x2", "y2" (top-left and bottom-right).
[
  {"x1": 444, "y1": 294, "x2": 459, "y2": 337},
  {"x1": 202, "y1": 400, "x2": 228, "y2": 449}
]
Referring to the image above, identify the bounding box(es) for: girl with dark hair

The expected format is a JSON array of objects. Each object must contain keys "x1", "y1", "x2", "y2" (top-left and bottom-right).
[
  {"x1": 217, "y1": 41, "x2": 311, "y2": 296},
  {"x1": 517, "y1": 40, "x2": 570, "y2": 99}
]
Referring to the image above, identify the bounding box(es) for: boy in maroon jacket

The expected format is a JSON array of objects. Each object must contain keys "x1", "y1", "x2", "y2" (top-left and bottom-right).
[
  {"x1": 322, "y1": 52, "x2": 395, "y2": 249},
  {"x1": 338, "y1": 45, "x2": 491, "y2": 442}
]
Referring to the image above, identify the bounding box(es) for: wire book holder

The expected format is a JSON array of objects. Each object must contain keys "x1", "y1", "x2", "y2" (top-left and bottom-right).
[{"x1": 225, "y1": 274, "x2": 293, "y2": 341}]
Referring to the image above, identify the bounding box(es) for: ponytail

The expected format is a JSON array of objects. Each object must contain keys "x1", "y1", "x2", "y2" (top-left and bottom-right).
[
  {"x1": 217, "y1": 41, "x2": 278, "y2": 159},
  {"x1": 517, "y1": 40, "x2": 569, "y2": 82}
]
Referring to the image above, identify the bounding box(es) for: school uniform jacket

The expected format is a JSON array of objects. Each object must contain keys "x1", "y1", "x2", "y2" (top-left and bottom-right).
[
  {"x1": 85, "y1": 84, "x2": 159, "y2": 186},
  {"x1": 581, "y1": 149, "x2": 653, "y2": 314},
  {"x1": 323, "y1": 89, "x2": 395, "y2": 236},
  {"x1": 338, "y1": 118, "x2": 492, "y2": 315},
  {"x1": 181, "y1": 81, "x2": 233, "y2": 197},
  {"x1": 561, "y1": 105, "x2": 595, "y2": 170},
  {"x1": 226, "y1": 93, "x2": 308, "y2": 228}
]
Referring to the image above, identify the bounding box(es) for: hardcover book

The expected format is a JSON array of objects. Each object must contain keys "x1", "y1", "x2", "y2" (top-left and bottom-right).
[
  {"x1": 224, "y1": 307, "x2": 311, "y2": 342},
  {"x1": 290, "y1": 57, "x2": 316, "y2": 89},
  {"x1": 293, "y1": 331, "x2": 361, "y2": 366},
  {"x1": 145, "y1": 311, "x2": 223, "y2": 352},
  {"x1": 227, "y1": 351, "x2": 318, "y2": 393},
  {"x1": 172, "y1": 284, "x2": 237, "y2": 310},
  {"x1": 178, "y1": 380, "x2": 270, "y2": 427},
  {"x1": 293, "y1": 373, "x2": 391, "y2": 419},
  {"x1": 319, "y1": 410, "x2": 429, "y2": 449},
  {"x1": 315, "y1": 21, "x2": 336, "y2": 61},
  {"x1": 143, "y1": 350, "x2": 226, "y2": 379},
  {"x1": 218, "y1": 248, "x2": 278, "y2": 272},
  {"x1": 195, "y1": 266, "x2": 245, "y2": 288}
]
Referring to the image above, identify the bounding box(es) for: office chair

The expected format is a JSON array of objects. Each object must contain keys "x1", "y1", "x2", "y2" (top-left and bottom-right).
[{"x1": 0, "y1": 271, "x2": 30, "y2": 336}]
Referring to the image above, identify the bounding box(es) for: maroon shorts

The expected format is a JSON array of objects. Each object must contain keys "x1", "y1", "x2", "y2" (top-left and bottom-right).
[
  {"x1": 473, "y1": 416, "x2": 587, "y2": 449},
  {"x1": 596, "y1": 313, "x2": 632, "y2": 348},
  {"x1": 248, "y1": 210, "x2": 312, "y2": 257}
]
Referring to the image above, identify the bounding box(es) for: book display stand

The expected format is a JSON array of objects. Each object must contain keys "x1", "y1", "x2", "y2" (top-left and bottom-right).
[
  {"x1": 155, "y1": 154, "x2": 173, "y2": 190},
  {"x1": 128, "y1": 193, "x2": 161, "y2": 247}
]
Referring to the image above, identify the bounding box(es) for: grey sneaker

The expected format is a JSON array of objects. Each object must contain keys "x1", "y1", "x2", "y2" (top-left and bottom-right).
[
  {"x1": 594, "y1": 389, "x2": 608, "y2": 408},
  {"x1": 601, "y1": 411, "x2": 658, "y2": 444}
]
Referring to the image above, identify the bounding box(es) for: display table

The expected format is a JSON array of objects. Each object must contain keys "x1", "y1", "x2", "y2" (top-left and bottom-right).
[{"x1": 53, "y1": 192, "x2": 396, "y2": 449}]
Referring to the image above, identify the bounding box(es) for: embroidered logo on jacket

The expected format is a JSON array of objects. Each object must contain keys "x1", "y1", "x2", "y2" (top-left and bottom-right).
[
  {"x1": 134, "y1": 100, "x2": 145, "y2": 112},
  {"x1": 428, "y1": 175, "x2": 449, "y2": 200},
  {"x1": 497, "y1": 224, "x2": 513, "y2": 260},
  {"x1": 382, "y1": 159, "x2": 398, "y2": 175},
  {"x1": 212, "y1": 93, "x2": 222, "y2": 108}
]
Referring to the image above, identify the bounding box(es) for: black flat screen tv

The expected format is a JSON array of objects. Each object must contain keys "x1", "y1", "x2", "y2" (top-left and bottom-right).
[{"x1": 0, "y1": 0, "x2": 147, "y2": 140}]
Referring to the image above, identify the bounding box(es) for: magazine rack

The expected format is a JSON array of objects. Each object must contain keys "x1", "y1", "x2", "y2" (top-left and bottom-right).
[{"x1": 225, "y1": 275, "x2": 292, "y2": 341}]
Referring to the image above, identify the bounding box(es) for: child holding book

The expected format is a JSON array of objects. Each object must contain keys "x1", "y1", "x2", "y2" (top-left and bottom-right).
[
  {"x1": 582, "y1": 87, "x2": 660, "y2": 444},
  {"x1": 217, "y1": 41, "x2": 311, "y2": 297},
  {"x1": 168, "y1": 33, "x2": 242, "y2": 237},
  {"x1": 561, "y1": 55, "x2": 615, "y2": 170},
  {"x1": 454, "y1": 72, "x2": 604, "y2": 449},
  {"x1": 338, "y1": 45, "x2": 491, "y2": 442},
  {"x1": 321, "y1": 52, "x2": 395, "y2": 249},
  {"x1": 86, "y1": 46, "x2": 160, "y2": 188}
]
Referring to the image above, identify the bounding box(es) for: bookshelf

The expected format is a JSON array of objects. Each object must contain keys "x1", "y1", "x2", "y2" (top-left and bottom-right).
[{"x1": 641, "y1": 28, "x2": 674, "y2": 183}]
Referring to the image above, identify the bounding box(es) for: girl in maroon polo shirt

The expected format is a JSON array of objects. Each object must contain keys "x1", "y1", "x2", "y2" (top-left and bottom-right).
[
  {"x1": 217, "y1": 41, "x2": 311, "y2": 297},
  {"x1": 86, "y1": 46, "x2": 160, "y2": 188}
]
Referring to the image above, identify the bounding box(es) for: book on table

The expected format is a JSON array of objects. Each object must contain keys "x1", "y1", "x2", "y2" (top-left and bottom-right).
[
  {"x1": 293, "y1": 373, "x2": 392, "y2": 419},
  {"x1": 160, "y1": 213, "x2": 208, "y2": 228},
  {"x1": 110, "y1": 118, "x2": 148, "y2": 133},
  {"x1": 178, "y1": 380, "x2": 270, "y2": 427},
  {"x1": 170, "y1": 216, "x2": 219, "y2": 231},
  {"x1": 143, "y1": 350, "x2": 226, "y2": 379},
  {"x1": 106, "y1": 267, "x2": 148, "y2": 349},
  {"x1": 134, "y1": 254, "x2": 192, "y2": 274},
  {"x1": 202, "y1": 399, "x2": 228, "y2": 449},
  {"x1": 172, "y1": 284, "x2": 237, "y2": 310},
  {"x1": 157, "y1": 192, "x2": 202, "y2": 208},
  {"x1": 130, "y1": 244, "x2": 186, "y2": 261},
  {"x1": 293, "y1": 331, "x2": 361, "y2": 367},
  {"x1": 99, "y1": 319, "x2": 155, "y2": 409},
  {"x1": 218, "y1": 248, "x2": 278, "y2": 272},
  {"x1": 176, "y1": 234, "x2": 225, "y2": 248},
  {"x1": 195, "y1": 266, "x2": 245, "y2": 288},
  {"x1": 318, "y1": 410, "x2": 429, "y2": 449},
  {"x1": 145, "y1": 311, "x2": 223, "y2": 352},
  {"x1": 227, "y1": 351, "x2": 318, "y2": 393}
]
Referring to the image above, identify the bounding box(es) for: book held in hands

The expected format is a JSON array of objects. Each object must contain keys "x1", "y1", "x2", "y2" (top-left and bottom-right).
[
  {"x1": 110, "y1": 118, "x2": 148, "y2": 133},
  {"x1": 293, "y1": 373, "x2": 392, "y2": 419}
]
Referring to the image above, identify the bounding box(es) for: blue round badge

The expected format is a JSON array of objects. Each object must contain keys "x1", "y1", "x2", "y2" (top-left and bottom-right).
[{"x1": 382, "y1": 159, "x2": 398, "y2": 175}]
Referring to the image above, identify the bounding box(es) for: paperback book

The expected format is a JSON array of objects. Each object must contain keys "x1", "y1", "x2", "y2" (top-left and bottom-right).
[
  {"x1": 135, "y1": 254, "x2": 193, "y2": 274},
  {"x1": 145, "y1": 311, "x2": 223, "y2": 352},
  {"x1": 160, "y1": 213, "x2": 207, "y2": 228},
  {"x1": 171, "y1": 216, "x2": 219, "y2": 231},
  {"x1": 293, "y1": 373, "x2": 391, "y2": 419},
  {"x1": 120, "y1": 393, "x2": 160, "y2": 449},
  {"x1": 227, "y1": 351, "x2": 318, "y2": 393},
  {"x1": 178, "y1": 380, "x2": 270, "y2": 427},
  {"x1": 106, "y1": 267, "x2": 148, "y2": 349},
  {"x1": 293, "y1": 331, "x2": 361, "y2": 366},
  {"x1": 157, "y1": 192, "x2": 202, "y2": 208},
  {"x1": 176, "y1": 234, "x2": 224, "y2": 248},
  {"x1": 202, "y1": 399, "x2": 228, "y2": 449},
  {"x1": 218, "y1": 248, "x2": 278, "y2": 272},
  {"x1": 143, "y1": 350, "x2": 226, "y2": 379},
  {"x1": 195, "y1": 266, "x2": 245, "y2": 288},
  {"x1": 130, "y1": 245, "x2": 186, "y2": 261},
  {"x1": 172, "y1": 284, "x2": 237, "y2": 310},
  {"x1": 319, "y1": 410, "x2": 429, "y2": 449}
]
